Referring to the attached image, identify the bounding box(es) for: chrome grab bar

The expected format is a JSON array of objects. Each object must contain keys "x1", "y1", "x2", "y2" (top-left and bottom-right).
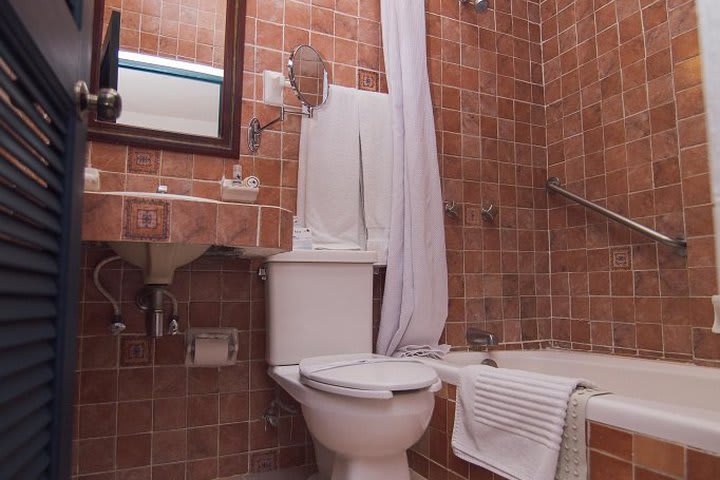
[{"x1": 546, "y1": 177, "x2": 687, "y2": 256}]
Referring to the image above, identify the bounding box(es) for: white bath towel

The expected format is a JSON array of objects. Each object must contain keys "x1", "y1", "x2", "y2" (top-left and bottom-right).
[
  {"x1": 298, "y1": 85, "x2": 364, "y2": 250},
  {"x1": 358, "y1": 89, "x2": 394, "y2": 265},
  {"x1": 452, "y1": 365, "x2": 595, "y2": 480}
]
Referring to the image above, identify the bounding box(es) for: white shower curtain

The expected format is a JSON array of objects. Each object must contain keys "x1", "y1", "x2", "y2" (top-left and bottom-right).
[{"x1": 376, "y1": 0, "x2": 449, "y2": 356}]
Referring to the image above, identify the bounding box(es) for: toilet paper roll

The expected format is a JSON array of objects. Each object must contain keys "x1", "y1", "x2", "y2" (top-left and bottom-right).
[{"x1": 193, "y1": 337, "x2": 230, "y2": 365}]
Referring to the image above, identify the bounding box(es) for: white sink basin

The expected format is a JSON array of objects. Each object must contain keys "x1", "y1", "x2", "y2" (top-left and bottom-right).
[{"x1": 109, "y1": 242, "x2": 208, "y2": 285}]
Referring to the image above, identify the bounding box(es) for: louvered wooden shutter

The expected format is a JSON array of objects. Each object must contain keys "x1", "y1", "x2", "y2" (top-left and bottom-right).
[{"x1": 0, "y1": 2, "x2": 89, "y2": 479}]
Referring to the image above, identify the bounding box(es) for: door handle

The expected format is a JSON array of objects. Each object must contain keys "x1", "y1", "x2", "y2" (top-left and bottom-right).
[{"x1": 74, "y1": 80, "x2": 122, "y2": 122}]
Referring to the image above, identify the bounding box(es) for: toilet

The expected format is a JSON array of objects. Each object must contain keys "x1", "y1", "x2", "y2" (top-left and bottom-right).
[{"x1": 264, "y1": 250, "x2": 441, "y2": 480}]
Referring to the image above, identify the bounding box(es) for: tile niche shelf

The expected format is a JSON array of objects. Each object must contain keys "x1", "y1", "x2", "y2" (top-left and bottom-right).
[{"x1": 82, "y1": 191, "x2": 293, "y2": 257}]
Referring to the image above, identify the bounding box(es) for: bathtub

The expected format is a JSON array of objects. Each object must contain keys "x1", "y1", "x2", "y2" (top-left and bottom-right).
[{"x1": 420, "y1": 349, "x2": 720, "y2": 455}]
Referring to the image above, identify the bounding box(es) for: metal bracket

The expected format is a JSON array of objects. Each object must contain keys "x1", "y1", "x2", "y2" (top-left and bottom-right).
[
  {"x1": 248, "y1": 106, "x2": 312, "y2": 153},
  {"x1": 257, "y1": 267, "x2": 267, "y2": 281},
  {"x1": 444, "y1": 201, "x2": 460, "y2": 219}
]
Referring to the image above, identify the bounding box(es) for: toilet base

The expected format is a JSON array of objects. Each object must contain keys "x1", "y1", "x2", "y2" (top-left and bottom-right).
[
  {"x1": 268, "y1": 365, "x2": 434, "y2": 480},
  {"x1": 331, "y1": 453, "x2": 410, "y2": 480}
]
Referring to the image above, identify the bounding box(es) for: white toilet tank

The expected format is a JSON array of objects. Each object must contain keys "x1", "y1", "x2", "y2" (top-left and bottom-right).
[{"x1": 264, "y1": 250, "x2": 377, "y2": 366}]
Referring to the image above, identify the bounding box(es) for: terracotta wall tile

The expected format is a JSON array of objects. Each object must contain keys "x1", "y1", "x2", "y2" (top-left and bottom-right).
[
  {"x1": 544, "y1": 0, "x2": 717, "y2": 363},
  {"x1": 104, "y1": 0, "x2": 226, "y2": 68}
]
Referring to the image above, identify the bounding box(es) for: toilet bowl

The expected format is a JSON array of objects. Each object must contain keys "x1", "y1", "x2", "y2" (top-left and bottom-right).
[
  {"x1": 269, "y1": 354, "x2": 440, "y2": 480},
  {"x1": 263, "y1": 251, "x2": 440, "y2": 480}
]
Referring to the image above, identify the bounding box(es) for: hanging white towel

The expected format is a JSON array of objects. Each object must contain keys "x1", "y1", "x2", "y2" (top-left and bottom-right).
[
  {"x1": 298, "y1": 85, "x2": 364, "y2": 250},
  {"x1": 452, "y1": 365, "x2": 595, "y2": 480},
  {"x1": 376, "y1": 0, "x2": 449, "y2": 355},
  {"x1": 358, "y1": 89, "x2": 394, "y2": 265}
]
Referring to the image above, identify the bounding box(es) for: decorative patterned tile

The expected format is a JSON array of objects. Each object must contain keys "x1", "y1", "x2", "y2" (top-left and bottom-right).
[
  {"x1": 128, "y1": 148, "x2": 160, "y2": 175},
  {"x1": 465, "y1": 206, "x2": 482, "y2": 226},
  {"x1": 250, "y1": 451, "x2": 277, "y2": 473},
  {"x1": 123, "y1": 198, "x2": 170, "y2": 241},
  {"x1": 358, "y1": 69, "x2": 379, "y2": 92},
  {"x1": 120, "y1": 337, "x2": 152, "y2": 366},
  {"x1": 611, "y1": 247, "x2": 632, "y2": 270}
]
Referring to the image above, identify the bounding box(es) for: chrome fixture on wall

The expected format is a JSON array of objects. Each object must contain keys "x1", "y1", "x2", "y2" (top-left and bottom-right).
[
  {"x1": 444, "y1": 200, "x2": 460, "y2": 219},
  {"x1": 546, "y1": 177, "x2": 687, "y2": 256},
  {"x1": 461, "y1": 0, "x2": 490, "y2": 13},
  {"x1": 481, "y1": 203, "x2": 498, "y2": 223},
  {"x1": 466, "y1": 326, "x2": 498, "y2": 349}
]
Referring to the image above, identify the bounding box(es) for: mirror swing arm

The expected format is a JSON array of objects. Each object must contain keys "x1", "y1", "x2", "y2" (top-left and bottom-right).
[{"x1": 247, "y1": 105, "x2": 313, "y2": 154}]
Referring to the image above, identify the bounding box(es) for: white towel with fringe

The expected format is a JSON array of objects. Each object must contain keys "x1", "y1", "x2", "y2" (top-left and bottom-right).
[
  {"x1": 298, "y1": 85, "x2": 364, "y2": 250},
  {"x1": 452, "y1": 365, "x2": 595, "y2": 480},
  {"x1": 392, "y1": 344, "x2": 451, "y2": 359},
  {"x1": 358, "y1": 89, "x2": 393, "y2": 265}
]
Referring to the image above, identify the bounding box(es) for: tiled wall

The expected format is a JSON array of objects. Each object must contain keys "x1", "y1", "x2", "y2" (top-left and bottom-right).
[
  {"x1": 410, "y1": 383, "x2": 720, "y2": 480},
  {"x1": 88, "y1": 0, "x2": 554, "y2": 348},
  {"x1": 102, "y1": 0, "x2": 227, "y2": 68},
  {"x1": 88, "y1": 0, "x2": 720, "y2": 364},
  {"x1": 541, "y1": 0, "x2": 720, "y2": 364},
  {"x1": 427, "y1": 0, "x2": 551, "y2": 350},
  {"x1": 72, "y1": 246, "x2": 314, "y2": 479}
]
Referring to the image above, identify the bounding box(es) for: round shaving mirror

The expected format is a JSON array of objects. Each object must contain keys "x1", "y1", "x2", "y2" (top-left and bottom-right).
[{"x1": 287, "y1": 44, "x2": 329, "y2": 110}]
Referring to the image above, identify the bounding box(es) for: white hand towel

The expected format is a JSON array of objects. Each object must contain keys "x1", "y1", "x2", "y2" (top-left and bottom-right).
[
  {"x1": 358, "y1": 90, "x2": 394, "y2": 265},
  {"x1": 298, "y1": 85, "x2": 364, "y2": 250},
  {"x1": 452, "y1": 365, "x2": 595, "y2": 480}
]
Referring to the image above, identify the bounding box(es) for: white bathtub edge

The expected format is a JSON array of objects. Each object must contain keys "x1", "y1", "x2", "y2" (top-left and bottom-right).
[{"x1": 586, "y1": 395, "x2": 720, "y2": 455}]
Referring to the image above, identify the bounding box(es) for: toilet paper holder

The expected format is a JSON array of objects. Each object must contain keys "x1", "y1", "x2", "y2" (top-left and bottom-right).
[{"x1": 185, "y1": 328, "x2": 239, "y2": 366}]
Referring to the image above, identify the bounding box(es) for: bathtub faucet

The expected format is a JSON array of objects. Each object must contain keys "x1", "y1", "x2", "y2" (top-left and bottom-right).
[{"x1": 466, "y1": 327, "x2": 498, "y2": 349}]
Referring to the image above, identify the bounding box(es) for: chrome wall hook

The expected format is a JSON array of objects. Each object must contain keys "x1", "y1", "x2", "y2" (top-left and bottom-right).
[
  {"x1": 461, "y1": 0, "x2": 490, "y2": 13},
  {"x1": 444, "y1": 201, "x2": 460, "y2": 219},
  {"x1": 481, "y1": 203, "x2": 498, "y2": 223}
]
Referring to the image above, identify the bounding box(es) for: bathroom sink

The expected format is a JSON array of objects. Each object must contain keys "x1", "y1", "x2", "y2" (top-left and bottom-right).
[
  {"x1": 82, "y1": 190, "x2": 294, "y2": 284},
  {"x1": 109, "y1": 242, "x2": 208, "y2": 284},
  {"x1": 86, "y1": 192, "x2": 216, "y2": 283}
]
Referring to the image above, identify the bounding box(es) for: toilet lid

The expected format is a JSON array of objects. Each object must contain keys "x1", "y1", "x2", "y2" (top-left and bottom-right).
[{"x1": 299, "y1": 353, "x2": 439, "y2": 392}]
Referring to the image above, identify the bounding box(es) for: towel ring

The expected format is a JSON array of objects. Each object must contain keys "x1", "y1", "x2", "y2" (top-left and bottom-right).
[{"x1": 248, "y1": 45, "x2": 330, "y2": 153}]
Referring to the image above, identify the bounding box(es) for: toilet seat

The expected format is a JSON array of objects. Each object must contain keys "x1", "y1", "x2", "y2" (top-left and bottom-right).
[{"x1": 299, "y1": 353, "x2": 441, "y2": 400}]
